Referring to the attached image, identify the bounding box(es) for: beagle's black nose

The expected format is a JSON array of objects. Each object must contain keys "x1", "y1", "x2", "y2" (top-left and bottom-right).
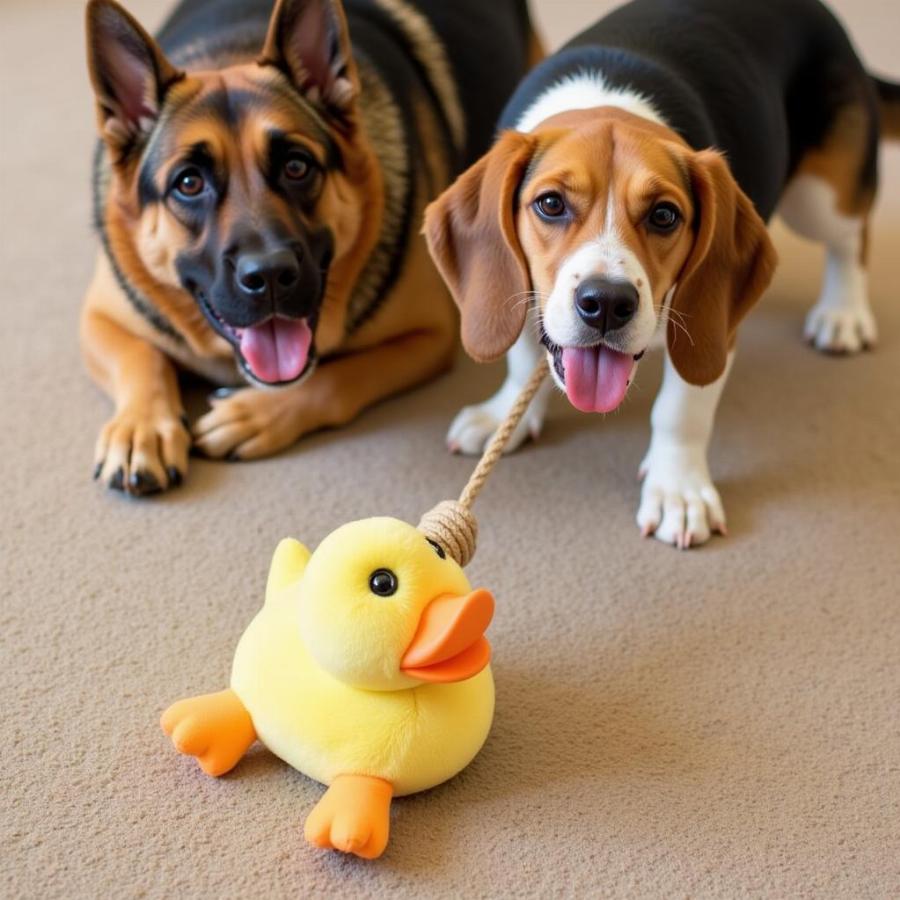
[
  {"x1": 235, "y1": 249, "x2": 300, "y2": 303},
  {"x1": 574, "y1": 278, "x2": 638, "y2": 335}
]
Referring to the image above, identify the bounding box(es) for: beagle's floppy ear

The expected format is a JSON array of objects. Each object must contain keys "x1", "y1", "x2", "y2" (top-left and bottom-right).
[
  {"x1": 668, "y1": 149, "x2": 777, "y2": 385},
  {"x1": 424, "y1": 131, "x2": 539, "y2": 363}
]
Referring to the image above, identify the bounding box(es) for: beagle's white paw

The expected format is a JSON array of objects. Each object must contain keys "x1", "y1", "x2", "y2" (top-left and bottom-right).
[
  {"x1": 447, "y1": 380, "x2": 548, "y2": 457},
  {"x1": 804, "y1": 300, "x2": 877, "y2": 354},
  {"x1": 637, "y1": 444, "x2": 726, "y2": 549}
]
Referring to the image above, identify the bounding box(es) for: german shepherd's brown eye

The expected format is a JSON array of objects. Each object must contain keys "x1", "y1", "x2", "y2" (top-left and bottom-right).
[
  {"x1": 647, "y1": 202, "x2": 681, "y2": 232},
  {"x1": 284, "y1": 153, "x2": 313, "y2": 181},
  {"x1": 173, "y1": 168, "x2": 205, "y2": 199},
  {"x1": 535, "y1": 192, "x2": 567, "y2": 220}
]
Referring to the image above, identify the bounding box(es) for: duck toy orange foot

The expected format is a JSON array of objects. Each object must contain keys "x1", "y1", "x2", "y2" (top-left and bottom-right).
[{"x1": 160, "y1": 361, "x2": 548, "y2": 859}]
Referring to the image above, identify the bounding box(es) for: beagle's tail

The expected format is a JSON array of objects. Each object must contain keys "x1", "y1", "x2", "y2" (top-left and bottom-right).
[{"x1": 873, "y1": 75, "x2": 900, "y2": 140}]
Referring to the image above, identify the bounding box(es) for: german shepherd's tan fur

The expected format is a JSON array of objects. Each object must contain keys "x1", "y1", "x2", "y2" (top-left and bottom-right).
[{"x1": 84, "y1": 0, "x2": 535, "y2": 493}]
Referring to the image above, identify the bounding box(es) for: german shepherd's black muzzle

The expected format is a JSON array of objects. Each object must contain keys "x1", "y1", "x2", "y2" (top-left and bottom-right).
[{"x1": 177, "y1": 226, "x2": 334, "y2": 387}]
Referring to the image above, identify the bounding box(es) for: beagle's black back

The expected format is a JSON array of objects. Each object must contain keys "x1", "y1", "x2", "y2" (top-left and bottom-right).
[{"x1": 500, "y1": 0, "x2": 882, "y2": 219}]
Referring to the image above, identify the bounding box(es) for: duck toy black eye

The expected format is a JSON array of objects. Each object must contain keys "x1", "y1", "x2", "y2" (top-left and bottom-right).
[
  {"x1": 426, "y1": 538, "x2": 446, "y2": 559},
  {"x1": 369, "y1": 568, "x2": 398, "y2": 596}
]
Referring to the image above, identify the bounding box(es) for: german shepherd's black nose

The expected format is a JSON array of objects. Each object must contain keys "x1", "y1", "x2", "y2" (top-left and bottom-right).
[
  {"x1": 574, "y1": 277, "x2": 638, "y2": 335},
  {"x1": 235, "y1": 250, "x2": 301, "y2": 303}
]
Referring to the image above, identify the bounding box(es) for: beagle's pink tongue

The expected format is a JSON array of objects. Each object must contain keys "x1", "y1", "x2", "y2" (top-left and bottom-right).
[
  {"x1": 562, "y1": 345, "x2": 633, "y2": 413},
  {"x1": 239, "y1": 317, "x2": 312, "y2": 383}
]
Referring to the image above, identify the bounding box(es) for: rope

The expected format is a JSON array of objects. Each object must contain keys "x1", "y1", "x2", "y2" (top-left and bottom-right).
[
  {"x1": 457, "y1": 359, "x2": 549, "y2": 510},
  {"x1": 418, "y1": 357, "x2": 548, "y2": 566},
  {"x1": 417, "y1": 499, "x2": 478, "y2": 569}
]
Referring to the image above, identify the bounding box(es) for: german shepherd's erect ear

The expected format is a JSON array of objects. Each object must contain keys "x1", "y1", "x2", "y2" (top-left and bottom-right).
[
  {"x1": 85, "y1": 0, "x2": 183, "y2": 160},
  {"x1": 259, "y1": 0, "x2": 360, "y2": 124}
]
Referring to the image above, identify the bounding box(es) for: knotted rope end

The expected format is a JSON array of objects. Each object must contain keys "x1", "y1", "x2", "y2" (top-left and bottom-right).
[
  {"x1": 416, "y1": 358, "x2": 547, "y2": 568},
  {"x1": 417, "y1": 499, "x2": 478, "y2": 568}
]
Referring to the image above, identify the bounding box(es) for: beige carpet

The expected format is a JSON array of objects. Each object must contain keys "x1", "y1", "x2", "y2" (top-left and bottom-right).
[{"x1": 3, "y1": 1, "x2": 899, "y2": 897}]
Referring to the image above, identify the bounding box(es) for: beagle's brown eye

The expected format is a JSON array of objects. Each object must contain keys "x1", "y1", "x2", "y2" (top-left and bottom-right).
[
  {"x1": 173, "y1": 168, "x2": 205, "y2": 198},
  {"x1": 535, "y1": 192, "x2": 567, "y2": 219},
  {"x1": 284, "y1": 153, "x2": 312, "y2": 181},
  {"x1": 648, "y1": 202, "x2": 681, "y2": 232}
]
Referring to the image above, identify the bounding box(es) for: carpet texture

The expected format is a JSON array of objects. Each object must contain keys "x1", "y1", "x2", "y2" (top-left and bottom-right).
[{"x1": 3, "y1": 1, "x2": 899, "y2": 897}]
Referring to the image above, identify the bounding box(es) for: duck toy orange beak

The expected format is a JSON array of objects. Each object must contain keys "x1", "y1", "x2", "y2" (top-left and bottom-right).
[{"x1": 400, "y1": 588, "x2": 494, "y2": 683}]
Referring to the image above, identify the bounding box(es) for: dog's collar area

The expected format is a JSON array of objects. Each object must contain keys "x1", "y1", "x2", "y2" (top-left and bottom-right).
[{"x1": 343, "y1": 60, "x2": 414, "y2": 334}]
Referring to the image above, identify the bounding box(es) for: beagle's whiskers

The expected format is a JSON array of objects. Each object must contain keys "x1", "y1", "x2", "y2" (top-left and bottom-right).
[
  {"x1": 505, "y1": 290, "x2": 549, "y2": 313},
  {"x1": 656, "y1": 304, "x2": 695, "y2": 347}
]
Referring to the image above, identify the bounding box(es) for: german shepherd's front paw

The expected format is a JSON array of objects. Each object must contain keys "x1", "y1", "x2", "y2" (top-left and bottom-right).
[
  {"x1": 192, "y1": 388, "x2": 314, "y2": 460},
  {"x1": 93, "y1": 404, "x2": 191, "y2": 496}
]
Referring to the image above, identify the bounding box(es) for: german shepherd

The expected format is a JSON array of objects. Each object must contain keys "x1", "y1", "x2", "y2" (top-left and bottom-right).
[{"x1": 83, "y1": 0, "x2": 536, "y2": 494}]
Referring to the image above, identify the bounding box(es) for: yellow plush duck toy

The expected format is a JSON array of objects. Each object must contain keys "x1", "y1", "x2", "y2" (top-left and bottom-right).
[{"x1": 161, "y1": 517, "x2": 495, "y2": 860}]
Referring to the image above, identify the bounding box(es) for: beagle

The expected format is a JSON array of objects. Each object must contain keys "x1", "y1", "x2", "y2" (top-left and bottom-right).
[{"x1": 425, "y1": 0, "x2": 900, "y2": 548}]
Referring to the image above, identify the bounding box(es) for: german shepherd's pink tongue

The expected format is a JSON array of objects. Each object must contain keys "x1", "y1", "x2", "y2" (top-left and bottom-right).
[
  {"x1": 239, "y1": 317, "x2": 312, "y2": 383},
  {"x1": 562, "y1": 345, "x2": 633, "y2": 413}
]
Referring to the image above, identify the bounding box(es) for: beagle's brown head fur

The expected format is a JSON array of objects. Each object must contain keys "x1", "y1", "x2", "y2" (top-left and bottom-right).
[
  {"x1": 86, "y1": 0, "x2": 382, "y2": 385},
  {"x1": 425, "y1": 107, "x2": 776, "y2": 405}
]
